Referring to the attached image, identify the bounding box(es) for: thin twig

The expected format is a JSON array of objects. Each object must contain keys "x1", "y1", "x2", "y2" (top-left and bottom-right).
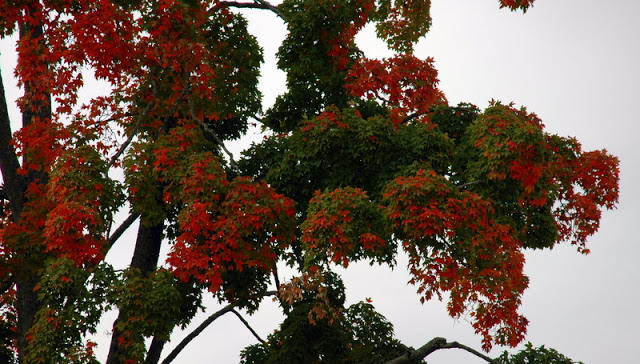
[
  {"x1": 100, "y1": 112, "x2": 136, "y2": 123},
  {"x1": 231, "y1": 309, "x2": 265, "y2": 344},
  {"x1": 186, "y1": 92, "x2": 240, "y2": 170},
  {"x1": 108, "y1": 101, "x2": 154, "y2": 167},
  {"x1": 457, "y1": 180, "x2": 481, "y2": 189}
]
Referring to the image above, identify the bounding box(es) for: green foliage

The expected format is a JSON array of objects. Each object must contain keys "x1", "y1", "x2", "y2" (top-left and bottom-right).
[
  {"x1": 265, "y1": 0, "x2": 367, "y2": 131},
  {"x1": 0, "y1": 0, "x2": 618, "y2": 363},
  {"x1": 242, "y1": 107, "x2": 453, "y2": 210},
  {"x1": 372, "y1": 0, "x2": 432, "y2": 52},
  {"x1": 497, "y1": 342, "x2": 584, "y2": 364},
  {"x1": 109, "y1": 268, "x2": 202, "y2": 362},
  {"x1": 240, "y1": 299, "x2": 421, "y2": 364},
  {"x1": 26, "y1": 259, "x2": 115, "y2": 363}
]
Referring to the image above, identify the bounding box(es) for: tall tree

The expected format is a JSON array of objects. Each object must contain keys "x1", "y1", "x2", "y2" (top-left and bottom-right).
[{"x1": 0, "y1": 0, "x2": 618, "y2": 363}]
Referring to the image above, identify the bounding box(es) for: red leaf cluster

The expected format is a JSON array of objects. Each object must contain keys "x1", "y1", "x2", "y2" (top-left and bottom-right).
[
  {"x1": 346, "y1": 55, "x2": 444, "y2": 123},
  {"x1": 384, "y1": 169, "x2": 529, "y2": 350},
  {"x1": 168, "y1": 176, "x2": 296, "y2": 293}
]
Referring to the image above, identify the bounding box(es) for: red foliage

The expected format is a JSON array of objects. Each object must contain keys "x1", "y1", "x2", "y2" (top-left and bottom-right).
[
  {"x1": 302, "y1": 187, "x2": 387, "y2": 267},
  {"x1": 168, "y1": 177, "x2": 296, "y2": 293},
  {"x1": 499, "y1": 0, "x2": 536, "y2": 12},
  {"x1": 346, "y1": 55, "x2": 444, "y2": 123},
  {"x1": 384, "y1": 169, "x2": 529, "y2": 350}
]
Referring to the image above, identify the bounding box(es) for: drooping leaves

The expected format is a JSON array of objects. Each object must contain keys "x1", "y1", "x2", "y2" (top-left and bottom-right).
[{"x1": 0, "y1": 0, "x2": 618, "y2": 362}]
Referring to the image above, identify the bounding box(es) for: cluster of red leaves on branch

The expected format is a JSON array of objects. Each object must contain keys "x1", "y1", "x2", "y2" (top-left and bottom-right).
[
  {"x1": 149, "y1": 127, "x2": 294, "y2": 293},
  {"x1": 5, "y1": 0, "x2": 140, "y2": 115},
  {"x1": 499, "y1": 0, "x2": 536, "y2": 12},
  {"x1": 383, "y1": 168, "x2": 529, "y2": 350},
  {"x1": 301, "y1": 187, "x2": 388, "y2": 267},
  {"x1": 468, "y1": 104, "x2": 620, "y2": 253},
  {"x1": 346, "y1": 55, "x2": 444, "y2": 123},
  {"x1": 169, "y1": 176, "x2": 296, "y2": 293},
  {"x1": 469, "y1": 104, "x2": 550, "y2": 206},
  {"x1": 550, "y1": 142, "x2": 619, "y2": 253},
  {"x1": 43, "y1": 146, "x2": 121, "y2": 266},
  {"x1": 324, "y1": 0, "x2": 374, "y2": 70}
]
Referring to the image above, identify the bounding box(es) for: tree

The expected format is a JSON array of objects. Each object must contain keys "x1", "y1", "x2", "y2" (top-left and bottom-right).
[{"x1": 0, "y1": 0, "x2": 619, "y2": 363}]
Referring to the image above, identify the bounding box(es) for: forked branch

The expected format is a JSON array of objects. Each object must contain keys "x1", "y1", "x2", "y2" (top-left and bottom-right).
[
  {"x1": 383, "y1": 337, "x2": 502, "y2": 364},
  {"x1": 160, "y1": 291, "x2": 277, "y2": 364}
]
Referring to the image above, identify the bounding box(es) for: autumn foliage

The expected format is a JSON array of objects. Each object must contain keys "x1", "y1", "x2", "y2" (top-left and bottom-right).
[{"x1": 0, "y1": 0, "x2": 618, "y2": 363}]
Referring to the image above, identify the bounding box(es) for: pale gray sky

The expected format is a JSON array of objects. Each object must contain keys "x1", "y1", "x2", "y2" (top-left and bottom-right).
[{"x1": 1, "y1": 1, "x2": 638, "y2": 363}]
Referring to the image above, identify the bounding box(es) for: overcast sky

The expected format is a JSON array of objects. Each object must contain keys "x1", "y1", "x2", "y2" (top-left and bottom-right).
[{"x1": 1, "y1": 1, "x2": 639, "y2": 363}]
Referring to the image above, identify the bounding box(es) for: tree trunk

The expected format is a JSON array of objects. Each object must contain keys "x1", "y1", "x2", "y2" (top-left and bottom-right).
[
  {"x1": 9, "y1": 13, "x2": 52, "y2": 362},
  {"x1": 145, "y1": 337, "x2": 166, "y2": 364},
  {"x1": 106, "y1": 220, "x2": 165, "y2": 364}
]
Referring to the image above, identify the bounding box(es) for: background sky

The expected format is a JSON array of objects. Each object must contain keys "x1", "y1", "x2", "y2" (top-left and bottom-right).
[{"x1": 1, "y1": 1, "x2": 639, "y2": 363}]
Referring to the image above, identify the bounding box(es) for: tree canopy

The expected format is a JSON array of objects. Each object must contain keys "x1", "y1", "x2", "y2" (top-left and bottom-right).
[{"x1": 0, "y1": 0, "x2": 618, "y2": 363}]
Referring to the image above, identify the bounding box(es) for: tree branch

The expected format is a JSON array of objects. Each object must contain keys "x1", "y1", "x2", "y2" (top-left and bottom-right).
[
  {"x1": 101, "y1": 112, "x2": 136, "y2": 123},
  {"x1": 383, "y1": 337, "x2": 502, "y2": 364},
  {"x1": 108, "y1": 101, "x2": 154, "y2": 167},
  {"x1": 457, "y1": 180, "x2": 481, "y2": 189},
  {"x1": 221, "y1": 0, "x2": 285, "y2": 19},
  {"x1": 106, "y1": 211, "x2": 141, "y2": 250},
  {"x1": 160, "y1": 304, "x2": 235, "y2": 364},
  {"x1": 442, "y1": 340, "x2": 500, "y2": 363},
  {"x1": 402, "y1": 109, "x2": 433, "y2": 123},
  {"x1": 231, "y1": 309, "x2": 265, "y2": 344},
  {"x1": 160, "y1": 290, "x2": 277, "y2": 364},
  {"x1": 254, "y1": 0, "x2": 285, "y2": 19},
  {"x1": 186, "y1": 92, "x2": 240, "y2": 170}
]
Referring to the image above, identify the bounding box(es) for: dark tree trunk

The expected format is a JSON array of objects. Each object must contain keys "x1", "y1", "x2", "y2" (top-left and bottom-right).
[
  {"x1": 6, "y1": 13, "x2": 53, "y2": 363},
  {"x1": 106, "y1": 220, "x2": 165, "y2": 364},
  {"x1": 145, "y1": 337, "x2": 166, "y2": 364}
]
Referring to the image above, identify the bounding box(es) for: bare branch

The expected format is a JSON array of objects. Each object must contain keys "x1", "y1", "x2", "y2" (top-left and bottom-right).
[
  {"x1": 402, "y1": 109, "x2": 433, "y2": 123},
  {"x1": 160, "y1": 304, "x2": 234, "y2": 364},
  {"x1": 101, "y1": 112, "x2": 136, "y2": 124},
  {"x1": 457, "y1": 180, "x2": 481, "y2": 189},
  {"x1": 220, "y1": 0, "x2": 285, "y2": 19},
  {"x1": 106, "y1": 211, "x2": 141, "y2": 250},
  {"x1": 254, "y1": 0, "x2": 285, "y2": 19},
  {"x1": 160, "y1": 291, "x2": 276, "y2": 364},
  {"x1": 442, "y1": 340, "x2": 501, "y2": 364},
  {"x1": 383, "y1": 337, "x2": 502, "y2": 364},
  {"x1": 108, "y1": 101, "x2": 154, "y2": 167},
  {"x1": 231, "y1": 309, "x2": 265, "y2": 344}
]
